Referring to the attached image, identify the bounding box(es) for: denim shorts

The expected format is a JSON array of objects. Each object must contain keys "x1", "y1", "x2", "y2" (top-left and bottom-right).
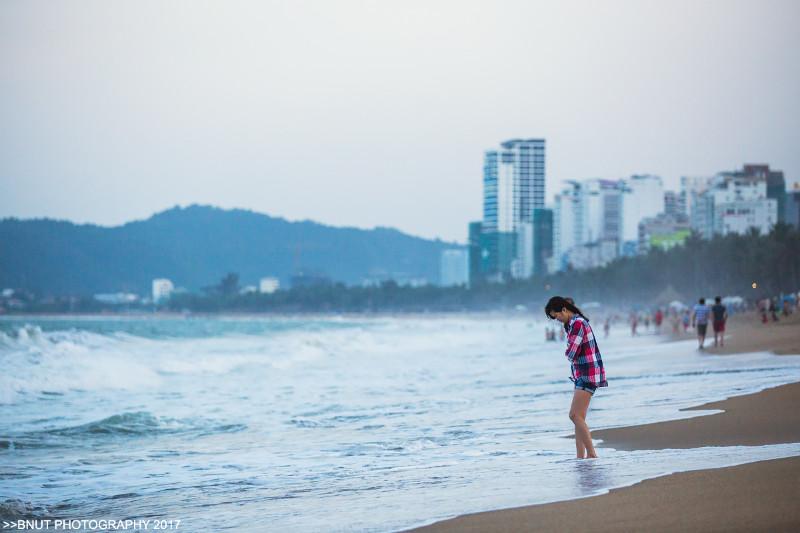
[{"x1": 571, "y1": 376, "x2": 597, "y2": 395}]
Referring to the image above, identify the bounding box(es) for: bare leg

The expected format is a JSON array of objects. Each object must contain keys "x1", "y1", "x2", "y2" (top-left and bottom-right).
[{"x1": 570, "y1": 390, "x2": 596, "y2": 458}]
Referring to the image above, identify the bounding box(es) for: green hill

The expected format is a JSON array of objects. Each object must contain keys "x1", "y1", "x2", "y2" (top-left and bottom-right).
[{"x1": 0, "y1": 205, "x2": 462, "y2": 296}]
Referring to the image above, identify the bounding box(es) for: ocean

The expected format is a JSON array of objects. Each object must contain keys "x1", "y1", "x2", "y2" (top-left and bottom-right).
[{"x1": 2, "y1": 314, "x2": 800, "y2": 532}]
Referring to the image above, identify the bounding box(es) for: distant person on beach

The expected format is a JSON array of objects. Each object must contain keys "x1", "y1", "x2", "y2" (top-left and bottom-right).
[
  {"x1": 670, "y1": 310, "x2": 680, "y2": 334},
  {"x1": 691, "y1": 298, "x2": 710, "y2": 350},
  {"x1": 630, "y1": 312, "x2": 638, "y2": 336},
  {"x1": 654, "y1": 308, "x2": 664, "y2": 333},
  {"x1": 711, "y1": 296, "x2": 728, "y2": 347},
  {"x1": 682, "y1": 309, "x2": 691, "y2": 332},
  {"x1": 545, "y1": 296, "x2": 608, "y2": 459},
  {"x1": 603, "y1": 317, "x2": 610, "y2": 338},
  {"x1": 770, "y1": 297, "x2": 780, "y2": 322}
]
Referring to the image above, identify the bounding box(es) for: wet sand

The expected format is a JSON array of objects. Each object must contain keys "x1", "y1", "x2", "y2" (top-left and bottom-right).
[
  {"x1": 409, "y1": 456, "x2": 800, "y2": 533},
  {"x1": 593, "y1": 382, "x2": 800, "y2": 450},
  {"x1": 408, "y1": 311, "x2": 800, "y2": 532}
]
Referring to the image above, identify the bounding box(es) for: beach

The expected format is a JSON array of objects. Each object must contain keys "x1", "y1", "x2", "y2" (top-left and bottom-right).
[{"x1": 410, "y1": 311, "x2": 800, "y2": 533}]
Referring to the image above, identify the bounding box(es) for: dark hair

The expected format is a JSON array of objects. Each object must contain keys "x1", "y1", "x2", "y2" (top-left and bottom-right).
[
  {"x1": 699, "y1": 298, "x2": 706, "y2": 304},
  {"x1": 544, "y1": 296, "x2": 589, "y2": 322},
  {"x1": 715, "y1": 296, "x2": 721, "y2": 303}
]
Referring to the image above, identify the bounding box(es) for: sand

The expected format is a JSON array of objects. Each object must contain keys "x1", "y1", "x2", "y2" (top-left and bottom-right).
[
  {"x1": 674, "y1": 310, "x2": 800, "y2": 355},
  {"x1": 409, "y1": 457, "x2": 800, "y2": 533},
  {"x1": 593, "y1": 382, "x2": 800, "y2": 450},
  {"x1": 407, "y1": 311, "x2": 800, "y2": 532}
]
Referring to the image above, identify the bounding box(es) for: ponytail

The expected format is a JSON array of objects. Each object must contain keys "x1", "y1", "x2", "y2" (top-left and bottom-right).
[{"x1": 544, "y1": 296, "x2": 589, "y2": 323}]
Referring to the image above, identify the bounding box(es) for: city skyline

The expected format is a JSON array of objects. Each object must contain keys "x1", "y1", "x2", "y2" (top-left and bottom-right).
[{"x1": 2, "y1": 0, "x2": 799, "y2": 243}]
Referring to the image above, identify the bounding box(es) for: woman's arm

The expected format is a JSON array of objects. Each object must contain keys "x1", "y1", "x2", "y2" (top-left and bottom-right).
[{"x1": 565, "y1": 320, "x2": 584, "y2": 363}]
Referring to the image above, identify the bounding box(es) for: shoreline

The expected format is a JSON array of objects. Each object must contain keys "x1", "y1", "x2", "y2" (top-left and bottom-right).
[
  {"x1": 409, "y1": 311, "x2": 800, "y2": 532},
  {"x1": 408, "y1": 456, "x2": 800, "y2": 532}
]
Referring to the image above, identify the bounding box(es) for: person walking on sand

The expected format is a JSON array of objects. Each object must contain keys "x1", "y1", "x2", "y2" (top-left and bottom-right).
[
  {"x1": 711, "y1": 296, "x2": 728, "y2": 347},
  {"x1": 654, "y1": 308, "x2": 664, "y2": 333},
  {"x1": 545, "y1": 296, "x2": 608, "y2": 459},
  {"x1": 691, "y1": 297, "x2": 711, "y2": 350}
]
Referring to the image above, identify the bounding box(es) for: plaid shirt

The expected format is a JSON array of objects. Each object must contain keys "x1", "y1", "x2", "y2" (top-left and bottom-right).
[{"x1": 565, "y1": 315, "x2": 608, "y2": 387}]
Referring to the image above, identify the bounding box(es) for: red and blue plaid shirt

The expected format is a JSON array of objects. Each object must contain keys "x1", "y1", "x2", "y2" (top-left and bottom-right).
[{"x1": 565, "y1": 315, "x2": 608, "y2": 387}]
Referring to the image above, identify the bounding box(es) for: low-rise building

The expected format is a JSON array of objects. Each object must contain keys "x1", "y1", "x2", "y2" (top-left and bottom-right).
[
  {"x1": 638, "y1": 213, "x2": 691, "y2": 253},
  {"x1": 152, "y1": 278, "x2": 174, "y2": 303},
  {"x1": 259, "y1": 277, "x2": 280, "y2": 294},
  {"x1": 440, "y1": 249, "x2": 469, "y2": 287}
]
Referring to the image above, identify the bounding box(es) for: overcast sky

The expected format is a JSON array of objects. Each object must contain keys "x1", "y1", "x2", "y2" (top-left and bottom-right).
[{"x1": 1, "y1": 0, "x2": 798, "y2": 243}]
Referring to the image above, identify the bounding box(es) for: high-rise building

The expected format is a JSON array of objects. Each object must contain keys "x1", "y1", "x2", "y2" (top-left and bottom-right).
[
  {"x1": 621, "y1": 175, "x2": 665, "y2": 255},
  {"x1": 440, "y1": 249, "x2": 469, "y2": 287},
  {"x1": 553, "y1": 181, "x2": 581, "y2": 271},
  {"x1": 482, "y1": 139, "x2": 546, "y2": 232},
  {"x1": 664, "y1": 190, "x2": 685, "y2": 217},
  {"x1": 689, "y1": 166, "x2": 779, "y2": 238},
  {"x1": 712, "y1": 176, "x2": 776, "y2": 236},
  {"x1": 552, "y1": 179, "x2": 624, "y2": 270},
  {"x1": 481, "y1": 138, "x2": 546, "y2": 280},
  {"x1": 741, "y1": 164, "x2": 785, "y2": 223},
  {"x1": 532, "y1": 208, "x2": 553, "y2": 276},
  {"x1": 582, "y1": 179, "x2": 624, "y2": 244}
]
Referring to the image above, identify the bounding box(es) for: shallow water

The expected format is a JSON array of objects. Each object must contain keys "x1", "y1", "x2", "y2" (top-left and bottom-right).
[{"x1": 2, "y1": 315, "x2": 799, "y2": 532}]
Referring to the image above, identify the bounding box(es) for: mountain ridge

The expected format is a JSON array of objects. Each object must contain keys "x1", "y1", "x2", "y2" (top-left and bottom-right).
[{"x1": 0, "y1": 204, "x2": 463, "y2": 296}]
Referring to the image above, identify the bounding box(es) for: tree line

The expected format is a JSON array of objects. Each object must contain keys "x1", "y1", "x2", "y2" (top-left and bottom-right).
[
  {"x1": 165, "y1": 223, "x2": 799, "y2": 313},
  {"x1": 15, "y1": 223, "x2": 799, "y2": 314}
]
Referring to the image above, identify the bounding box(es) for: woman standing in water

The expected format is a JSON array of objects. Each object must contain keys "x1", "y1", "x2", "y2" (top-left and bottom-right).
[{"x1": 545, "y1": 296, "x2": 608, "y2": 459}]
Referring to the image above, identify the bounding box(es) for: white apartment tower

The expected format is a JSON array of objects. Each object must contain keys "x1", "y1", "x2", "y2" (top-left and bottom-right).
[
  {"x1": 621, "y1": 175, "x2": 665, "y2": 254},
  {"x1": 483, "y1": 139, "x2": 546, "y2": 233}
]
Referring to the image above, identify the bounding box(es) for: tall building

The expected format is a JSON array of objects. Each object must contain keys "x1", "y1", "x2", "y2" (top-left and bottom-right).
[
  {"x1": 621, "y1": 175, "x2": 665, "y2": 255},
  {"x1": 552, "y1": 179, "x2": 624, "y2": 270},
  {"x1": 553, "y1": 181, "x2": 581, "y2": 271},
  {"x1": 482, "y1": 138, "x2": 546, "y2": 232},
  {"x1": 664, "y1": 190, "x2": 685, "y2": 217},
  {"x1": 741, "y1": 164, "x2": 785, "y2": 223},
  {"x1": 681, "y1": 175, "x2": 714, "y2": 237},
  {"x1": 532, "y1": 208, "x2": 553, "y2": 276},
  {"x1": 689, "y1": 166, "x2": 778, "y2": 238},
  {"x1": 480, "y1": 138, "x2": 546, "y2": 280},
  {"x1": 582, "y1": 179, "x2": 624, "y2": 245},
  {"x1": 440, "y1": 249, "x2": 469, "y2": 287}
]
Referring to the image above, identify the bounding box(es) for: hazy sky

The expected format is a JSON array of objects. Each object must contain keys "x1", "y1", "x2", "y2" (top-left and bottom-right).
[{"x1": 1, "y1": 0, "x2": 798, "y2": 243}]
